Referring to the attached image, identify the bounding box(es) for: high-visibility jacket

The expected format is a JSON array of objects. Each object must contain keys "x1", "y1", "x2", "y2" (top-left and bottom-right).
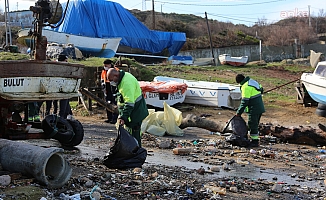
[
  {"x1": 236, "y1": 76, "x2": 265, "y2": 115},
  {"x1": 101, "y1": 70, "x2": 109, "y2": 89},
  {"x1": 116, "y1": 70, "x2": 149, "y2": 127},
  {"x1": 101, "y1": 66, "x2": 120, "y2": 87}
]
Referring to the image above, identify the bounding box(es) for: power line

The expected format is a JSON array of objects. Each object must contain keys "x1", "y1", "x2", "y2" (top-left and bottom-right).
[
  {"x1": 210, "y1": 14, "x2": 268, "y2": 22},
  {"x1": 156, "y1": 0, "x2": 285, "y2": 7},
  {"x1": 161, "y1": 5, "x2": 278, "y2": 24},
  {"x1": 208, "y1": 13, "x2": 263, "y2": 24}
]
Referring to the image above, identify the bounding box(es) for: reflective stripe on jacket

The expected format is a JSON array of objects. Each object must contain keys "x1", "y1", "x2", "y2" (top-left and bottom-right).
[
  {"x1": 116, "y1": 70, "x2": 149, "y2": 127},
  {"x1": 237, "y1": 76, "x2": 265, "y2": 115}
]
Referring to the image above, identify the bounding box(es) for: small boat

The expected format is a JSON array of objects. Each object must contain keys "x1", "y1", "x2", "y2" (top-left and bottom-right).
[
  {"x1": 18, "y1": 29, "x2": 122, "y2": 58},
  {"x1": 153, "y1": 76, "x2": 242, "y2": 109},
  {"x1": 139, "y1": 81, "x2": 188, "y2": 108},
  {"x1": 300, "y1": 61, "x2": 326, "y2": 104},
  {"x1": 167, "y1": 56, "x2": 193, "y2": 65},
  {"x1": 193, "y1": 58, "x2": 214, "y2": 66},
  {"x1": 218, "y1": 54, "x2": 248, "y2": 66}
]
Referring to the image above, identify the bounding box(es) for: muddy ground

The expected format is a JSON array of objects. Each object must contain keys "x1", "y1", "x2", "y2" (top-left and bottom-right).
[
  {"x1": 1, "y1": 102, "x2": 326, "y2": 200},
  {"x1": 1, "y1": 64, "x2": 326, "y2": 199}
]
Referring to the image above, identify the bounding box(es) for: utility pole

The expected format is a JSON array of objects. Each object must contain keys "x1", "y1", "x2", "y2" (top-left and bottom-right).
[
  {"x1": 308, "y1": 5, "x2": 311, "y2": 27},
  {"x1": 205, "y1": 12, "x2": 216, "y2": 66},
  {"x1": 152, "y1": 0, "x2": 155, "y2": 29},
  {"x1": 4, "y1": 0, "x2": 12, "y2": 46},
  {"x1": 259, "y1": 40, "x2": 262, "y2": 62},
  {"x1": 256, "y1": 31, "x2": 262, "y2": 62}
]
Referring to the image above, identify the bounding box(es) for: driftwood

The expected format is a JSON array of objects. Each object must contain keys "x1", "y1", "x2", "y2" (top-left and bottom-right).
[
  {"x1": 79, "y1": 88, "x2": 118, "y2": 114},
  {"x1": 180, "y1": 114, "x2": 226, "y2": 133}
]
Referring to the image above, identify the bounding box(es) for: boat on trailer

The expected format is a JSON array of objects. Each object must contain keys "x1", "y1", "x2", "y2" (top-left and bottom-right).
[
  {"x1": 18, "y1": 29, "x2": 122, "y2": 58},
  {"x1": 300, "y1": 61, "x2": 326, "y2": 105}
]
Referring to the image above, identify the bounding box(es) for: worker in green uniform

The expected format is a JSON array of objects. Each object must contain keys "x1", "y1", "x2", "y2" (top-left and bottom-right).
[
  {"x1": 107, "y1": 68, "x2": 149, "y2": 147},
  {"x1": 235, "y1": 74, "x2": 265, "y2": 147}
]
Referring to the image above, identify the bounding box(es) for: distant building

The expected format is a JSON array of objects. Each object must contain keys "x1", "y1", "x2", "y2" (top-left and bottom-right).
[{"x1": 8, "y1": 10, "x2": 33, "y2": 28}]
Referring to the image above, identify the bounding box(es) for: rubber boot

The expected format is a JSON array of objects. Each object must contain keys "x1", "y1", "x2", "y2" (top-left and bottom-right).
[{"x1": 248, "y1": 139, "x2": 259, "y2": 147}]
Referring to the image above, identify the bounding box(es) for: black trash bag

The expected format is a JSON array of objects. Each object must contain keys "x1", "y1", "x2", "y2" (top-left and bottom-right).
[
  {"x1": 110, "y1": 125, "x2": 139, "y2": 157},
  {"x1": 103, "y1": 125, "x2": 147, "y2": 169},
  {"x1": 230, "y1": 115, "x2": 248, "y2": 138},
  {"x1": 224, "y1": 116, "x2": 250, "y2": 147}
]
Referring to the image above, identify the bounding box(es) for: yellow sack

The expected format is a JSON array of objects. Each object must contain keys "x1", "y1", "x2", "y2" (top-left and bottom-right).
[
  {"x1": 162, "y1": 102, "x2": 184, "y2": 136},
  {"x1": 141, "y1": 102, "x2": 184, "y2": 136}
]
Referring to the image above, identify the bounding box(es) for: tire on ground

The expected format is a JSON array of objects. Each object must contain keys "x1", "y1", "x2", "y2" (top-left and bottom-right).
[
  {"x1": 317, "y1": 103, "x2": 326, "y2": 110},
  {"x1": 315, "y1": 108, "x2": 326, "y2": 117},
  {"x1": 42, "y1": 115, "x2": 73, "y2": 139},
  {"x1": 60, "y1": 119, "x2": 84, "y2": 147}
]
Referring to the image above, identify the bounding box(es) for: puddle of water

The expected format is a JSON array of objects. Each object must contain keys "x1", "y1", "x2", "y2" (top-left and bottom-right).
[
  {"x1": 146, "y1": 150, "x2": 325, "y2": 189},
  {"x1": 22, "y1": 140, "x2": 324, "y2": 190}
]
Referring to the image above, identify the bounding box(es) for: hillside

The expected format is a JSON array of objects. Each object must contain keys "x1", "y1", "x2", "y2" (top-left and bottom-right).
[
  {"x1": 1, "y1": 9, "x2": 325, "y2": 52},
  {"x1": 129, "y1": 9, "x2": 326, "y2": 50}
]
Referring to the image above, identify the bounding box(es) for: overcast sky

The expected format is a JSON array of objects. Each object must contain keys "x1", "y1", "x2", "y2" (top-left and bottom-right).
[{"x1": 3, "y1": 0, "x2": 325, "y2": 26}]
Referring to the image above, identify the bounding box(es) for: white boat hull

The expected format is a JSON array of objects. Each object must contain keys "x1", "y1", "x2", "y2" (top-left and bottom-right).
[
  {"x1": 18, "y1": 29, "x2": 122, "y2": 58},
  {"x1": 154, "y1": 76, "x2": 242, "y2": 109},
  {"x1": 143, "y1": 91, "x2": 186, "y2": 108},
  {"x1": 184, "y1": 81, "x2": 241, "y2": 108},
  {"x1": 301, "y1": 61, "x2": 326, "y2": 104},
  {"x1": 218, "y1": 54, "x2": 248, "y2": 66}
]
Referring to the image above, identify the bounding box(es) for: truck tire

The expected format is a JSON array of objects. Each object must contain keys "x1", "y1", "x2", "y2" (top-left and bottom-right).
[
  {"x1": 317, "y1": 103, "x2": 326, "y2": 110},
  {"x1": 60, "y1": 119, "x2": 84, "y2": 147},
  {"x1": 42, "y1": 115, "x2": 84, "y2": 147},
  {"x1": 42, "y1": 115, "x2": 73, "y2": 139},
  {"x1": 315, "y1": 108, "x2": 326, "y2": 117}
]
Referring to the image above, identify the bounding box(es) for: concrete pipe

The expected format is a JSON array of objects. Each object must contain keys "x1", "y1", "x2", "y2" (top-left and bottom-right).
[{"x1": 0, "y1": 139, "x2": 72, "y2": 188}]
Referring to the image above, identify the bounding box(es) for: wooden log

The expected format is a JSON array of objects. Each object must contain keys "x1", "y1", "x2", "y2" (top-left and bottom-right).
[
  {"x1": 79, "y1": 88, "x2": 118, "y2": 114},
  {"x1": 179, "y1": 114, "x2": 226, "y2": 133}
]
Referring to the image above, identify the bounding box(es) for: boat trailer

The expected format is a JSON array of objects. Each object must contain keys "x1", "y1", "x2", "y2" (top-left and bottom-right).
[{"x1": 294, "y1": 81, "x2": 317, "y2": 107}]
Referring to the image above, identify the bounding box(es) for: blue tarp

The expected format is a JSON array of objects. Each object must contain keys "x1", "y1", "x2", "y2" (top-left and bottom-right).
[{"x1": 48, "y1": 0, "x2": 186, "y2": 56}]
